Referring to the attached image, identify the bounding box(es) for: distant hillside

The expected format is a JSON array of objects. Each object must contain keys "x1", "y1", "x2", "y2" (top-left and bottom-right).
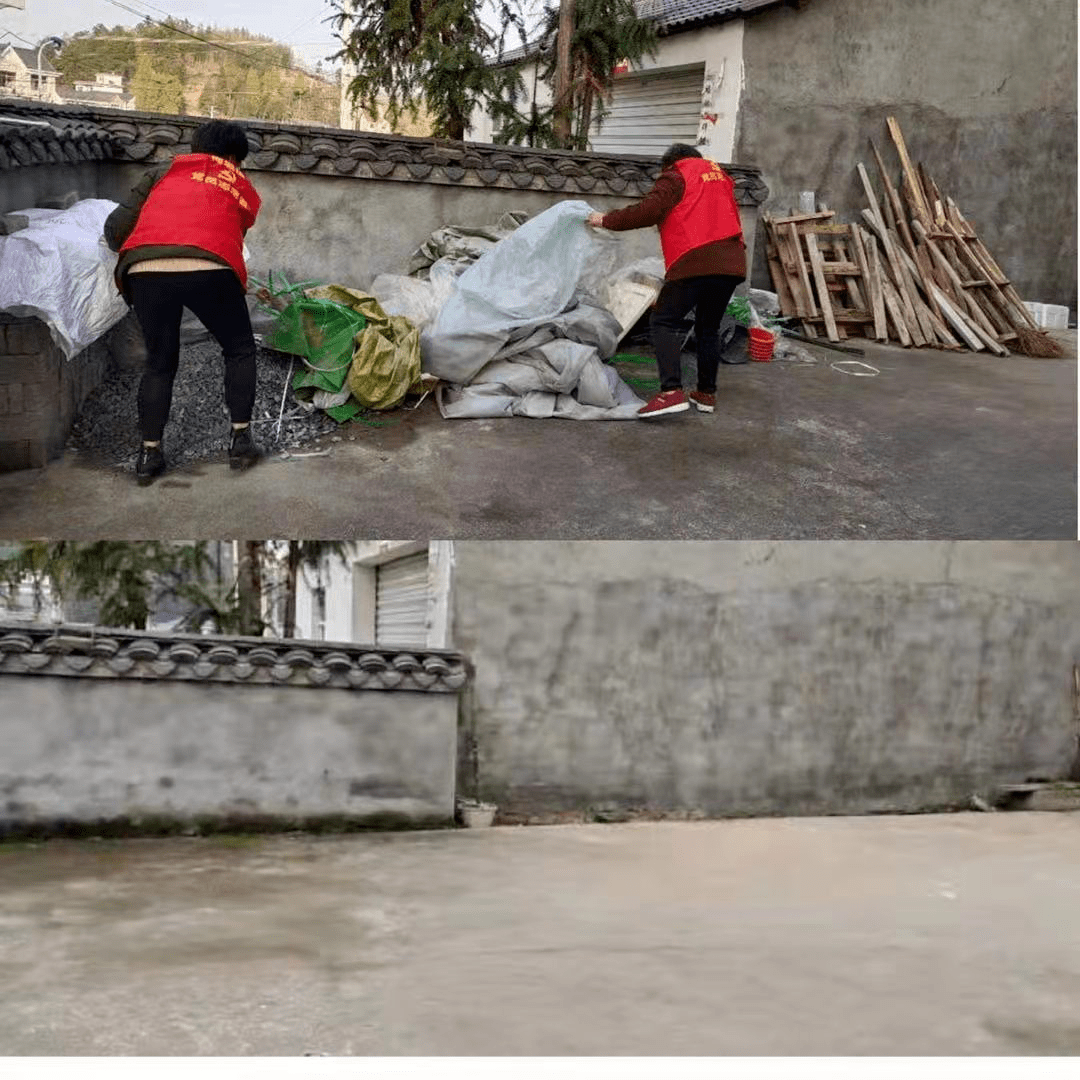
[{"x1": 55, "y1": 20, "x2": 340, "y2": 127}]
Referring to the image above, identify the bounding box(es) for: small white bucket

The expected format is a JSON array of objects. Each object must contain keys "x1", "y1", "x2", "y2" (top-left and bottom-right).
[{"x1": 459, "y1": 802, "x2": 497, "y2": 828}]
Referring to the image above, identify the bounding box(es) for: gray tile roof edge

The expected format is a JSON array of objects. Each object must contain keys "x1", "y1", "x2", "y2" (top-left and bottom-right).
[
  {"x1": 0, "y1": 622, "x2": 471, "y2": 694},
  {"x1": 1, "y1": 45, "x2": 59, "y2": 74},
  {"x1": 0, "y1": 100, "x2": 768, "y2": 206},
  {"x1": 498, "y1": 0, "x2": 791, "y2": 62}
]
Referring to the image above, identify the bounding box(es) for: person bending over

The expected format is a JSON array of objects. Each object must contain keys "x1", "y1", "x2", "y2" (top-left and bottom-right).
[
  {"x1": 104, "y1": 119, "x2": 262, "y2": 484},
  {"x1": 587, "y1": 143, "x2": 745, "y2": 418}
]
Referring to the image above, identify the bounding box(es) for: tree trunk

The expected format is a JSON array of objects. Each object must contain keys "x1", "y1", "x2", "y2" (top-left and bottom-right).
[
  {"x1": 553, "y1": 0, "x2": 576, "y2": 148},
  {"x1": 237, "y1": 541, "x2": 263, "y2": 637},
  {"x1": 283, "y1": 542, "x2": 302, "y2": 639},
  {"x1": 576, "y1": 77, "x2": 594, "y2": 152}
]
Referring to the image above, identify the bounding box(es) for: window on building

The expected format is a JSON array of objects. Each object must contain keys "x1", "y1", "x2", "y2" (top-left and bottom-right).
[
  {"x1": 313, "y1": 585, "x2": 327, "y2": 642},
  {"x1": 373, "y1": 551, "x2": 430, "y2": 648},
  {"x1": 0, "y1": 72, "x2": 14, "y2": 88},
  {"x1": 348, "y1": 541, "x2": 453, "y2": 650}
]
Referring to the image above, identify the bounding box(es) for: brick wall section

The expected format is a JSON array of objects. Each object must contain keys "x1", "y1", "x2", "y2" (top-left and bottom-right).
[{"x1": 0, "y1": 314, "x2": 109, "y2": 472}]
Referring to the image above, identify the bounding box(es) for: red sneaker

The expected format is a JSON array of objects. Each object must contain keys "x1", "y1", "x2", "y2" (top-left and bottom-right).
[
  {"x1": 637, "y1": 389, "x2": 690, "y2": 418},
  {"x1": 688, "y1": 391, "x2": 715, "y2": 413}
]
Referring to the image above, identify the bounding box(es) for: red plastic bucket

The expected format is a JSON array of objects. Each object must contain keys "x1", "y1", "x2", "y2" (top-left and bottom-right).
[{"x1": 748, "y1": 327, "x2": 775, "y2": 362}]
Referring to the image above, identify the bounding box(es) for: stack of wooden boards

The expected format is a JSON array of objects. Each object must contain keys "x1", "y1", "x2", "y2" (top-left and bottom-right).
[{"x1": 762, "y1": 117, "x2": 1041, "y2": 353}]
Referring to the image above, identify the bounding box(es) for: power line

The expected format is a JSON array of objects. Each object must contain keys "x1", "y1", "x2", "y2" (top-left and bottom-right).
[
  {"x1": 88, "y1": 38, "x2": 281, "y2": 45},
  {"x1": 103, "y1": 0, "x2": 277, "y2": 66},
  {"x1": 0, "y1": 29, "x2": 39, "y2": 48}
]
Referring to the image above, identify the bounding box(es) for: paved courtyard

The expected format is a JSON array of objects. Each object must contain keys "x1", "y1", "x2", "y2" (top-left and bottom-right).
[
  {"x1": 1, "y1": 812, "x2": 1078, "y2": 1055},
  {"x1": 0, "y1": 333, "x2": 1074, "y2": 539}
]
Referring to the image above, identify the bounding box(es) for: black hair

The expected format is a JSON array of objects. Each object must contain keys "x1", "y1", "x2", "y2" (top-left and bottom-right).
[
  {"x1": 191, "y1": 120, "x2": 250, "y2": 164},
  {"x1": 659, "y1": 143, "x2": 703, "y2": 171}
]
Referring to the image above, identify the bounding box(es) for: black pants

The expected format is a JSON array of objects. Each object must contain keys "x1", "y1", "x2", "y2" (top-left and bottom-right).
[
  {"x1": 650, "y1": 274, "x2": 743, "y2": 392},
  {"x1": 128, "y1": 269, "x2": 256, "y2": 442}
]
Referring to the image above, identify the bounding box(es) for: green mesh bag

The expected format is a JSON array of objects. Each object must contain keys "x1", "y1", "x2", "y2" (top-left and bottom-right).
[{"x1": 265, "y1": 297, "x2": 367, "y2": 389}]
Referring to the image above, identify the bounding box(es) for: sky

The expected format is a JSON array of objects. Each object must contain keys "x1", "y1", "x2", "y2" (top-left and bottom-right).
[
  {"x1": 0, "y1": 0, "x2": 546, "y2": 72},
  {"x1": 0, "y1": 0, "x2": 344, "y2": 70}
]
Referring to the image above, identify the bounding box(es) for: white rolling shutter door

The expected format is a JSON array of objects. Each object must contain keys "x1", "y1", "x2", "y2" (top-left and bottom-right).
[
  {"x1": 375, "y1": 553, "x2": 429, "y2": 647},
  {"x1": 589, "y1": 65, "x2": 704, "y2": 157}
]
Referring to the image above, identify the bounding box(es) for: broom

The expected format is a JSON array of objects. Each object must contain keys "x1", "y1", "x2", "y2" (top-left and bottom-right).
[{"x1": 1012, "y1": 325, "x2": 1066, "y2": 357}]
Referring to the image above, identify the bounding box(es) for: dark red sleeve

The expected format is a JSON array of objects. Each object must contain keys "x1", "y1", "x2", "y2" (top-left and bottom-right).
[{"x1": 600, "y1": 171, "x2": 684, "y2": 231}]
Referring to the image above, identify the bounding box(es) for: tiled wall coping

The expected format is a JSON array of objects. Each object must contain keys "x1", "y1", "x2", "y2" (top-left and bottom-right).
[
  {"x1": 0, "y1": 622, "x2": 469, "y2": 693},
  {"x1": 0, "y1": 99, "x2": 769, "y2": 205}
]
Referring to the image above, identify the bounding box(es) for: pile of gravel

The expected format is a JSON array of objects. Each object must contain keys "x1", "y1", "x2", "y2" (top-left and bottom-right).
[{"x1": 70, "y1": 341, "x2": 343, "y2": 466}]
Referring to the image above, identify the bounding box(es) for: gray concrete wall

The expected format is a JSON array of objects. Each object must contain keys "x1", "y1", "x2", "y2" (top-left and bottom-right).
[
  {"x1": 100, "y1": 163, "x2": 756, "y2": 292},
  {"x1": 736, "y1": 0, "x2": 1077, "y2": 314},
  {"x1": 0, "y1": 674, "x2": 458, "y2": 835},
  {"x1": 0, "y1": 163, "x2": 103, "y2": 218},
  {"x1": 451, "y1": 541, "x2": 1080, "y2": 820}
]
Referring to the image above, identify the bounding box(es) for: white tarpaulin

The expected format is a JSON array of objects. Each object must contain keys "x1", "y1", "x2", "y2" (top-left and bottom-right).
[
  {"x1": 419, "y1": 200, "x2": 644, "y2": 420},
  {"x1": 0, "y1": 199, "x2": 129, "y2": 359}
]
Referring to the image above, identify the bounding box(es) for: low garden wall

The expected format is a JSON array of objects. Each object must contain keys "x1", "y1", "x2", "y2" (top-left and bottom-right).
[{"x1": 0, "y1": 623, "x2": 469, "y2": 837}]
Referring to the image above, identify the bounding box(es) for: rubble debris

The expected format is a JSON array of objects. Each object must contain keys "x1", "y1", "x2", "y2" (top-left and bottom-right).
[
  {"x1": 69, "y1": 341, "x2": 342, "y2": 466},
  {"x1": 763, "y1": 117, "x2": 1062, "y2": 357}
]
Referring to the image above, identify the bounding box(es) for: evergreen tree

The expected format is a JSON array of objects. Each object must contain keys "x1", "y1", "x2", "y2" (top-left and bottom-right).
[
  {"x1": 131, "y1": 48, "x2": 185, "y2": 113},
  {"x1": 330, "y1": 0, "x2": 530, "y2": 141},
  {"x1": 0, "y1": 542, "x2": 214, "y2": 630},
  {"x1": 0, "y1": 542, "x2": 347, "y2": 639},
  {"x1": 497, "y1": 0, "x2": 656, "y2": 150}
]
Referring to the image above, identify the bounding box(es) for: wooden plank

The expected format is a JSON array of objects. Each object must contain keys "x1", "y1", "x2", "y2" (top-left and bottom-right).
[
  {"x1": 930, "y1": 285, "x2": 988, "y2": 352},
  {"x1": 818, "y1": 261, "x2": 862, "y2": 276},
  {"x1": 769, "y1": 210, "x2": 836, "y2": 226},
  {"x1": 785, "y1": 222, "x2": 818, "y2": 319},
  {"x1": 911, "y1": 220, "x2": 963, "y2": 303},
  {"x1": 938, "y1": 221, "x2": 1017, "y2": 316},
  {"x1": 853, "y1": 225, "x2": 888, "y2": 341},
  {"x1": 917, "y1": 162, "x2": 946, "y2": 225},
  {"x1": 868, "y1": 140, "x2": 898, "y2": 233},
  {"x1": 911, "y1": 221, "x2": 1002, "y2": 341},
  {"x1": 804, "y1": 230, "x2": 839, "y2": 341},
  {"x1": 886, "y1": 233, "x2": 958, "y2": 344},
  {"x1": 886, "y1": 116, "x2": 933, "y2": 225},
  {"x1": 880, "y1": 277, "x2": 913, "y2": 346},
  {"x1": 765, "y1": 242, "x2": 798, "y2": 318},
  {"x1": 946, "y1": 197, "x2": 974, "y2": 236},
  {"x1": 858, "y1": 197, "x2": 925, "y2": 344},
  {"x1": 856, "y1": 163, "x2": 888, "y2": 233},
  {"x1": 870, "y1": 138, "x2": 917, "y2": 259},
  {"x1": 944, "y1": 220, "x2": 1036, "y2": 328},
  {"x1": 799, "y1": 222, "x2": 856, "y2": 236},
  {"x1": 772, "y1": 224, "x2": 807, "y2": 317},
  {"x1": 803, "y1": 313, "x2": 875, "y2": 325},
  {"x1": 885, "y1": 228, "x2": 932, "y2": 346},
  {"x1": 833, "y1": 235, "x2": 867, "y2": 310}
]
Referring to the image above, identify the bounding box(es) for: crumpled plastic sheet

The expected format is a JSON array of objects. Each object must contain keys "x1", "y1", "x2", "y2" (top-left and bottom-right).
[
  {"x1": 0, "y1": 199, "x2": 129, "y2": 359},
  {"x1": 307, "y1": 285, "x2": 421, "y2": 412},
  {"x1": 369, "y1": 257, "x2": 467, "y2": 334},
  {"x1": 408, "y1": 210, "x2": 531, "y2": 276},
  {"x1": 422, "y1": 200, "x2": 641, "y2": 420}
]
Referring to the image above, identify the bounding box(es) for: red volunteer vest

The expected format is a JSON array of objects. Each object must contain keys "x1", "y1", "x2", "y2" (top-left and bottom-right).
[
  {"x1": 659, "y1": 157, "x2": 743, "y2": 271},
  {"x1": 120, "y1": 153, "x2": 261, "y2": 288}
]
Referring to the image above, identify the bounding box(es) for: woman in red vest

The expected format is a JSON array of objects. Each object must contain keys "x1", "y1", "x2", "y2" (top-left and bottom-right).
[
  {"x1": 104, "y1": 120, "x2": 262, "y2": 484},
  {"x1": 587, "y1": 143, "x2": 745, "y2": 418}
]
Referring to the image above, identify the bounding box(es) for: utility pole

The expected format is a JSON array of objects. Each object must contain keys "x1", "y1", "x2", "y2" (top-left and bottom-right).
[{"x1": 552, "y1": 0, "x2": 575, "y2": 148}]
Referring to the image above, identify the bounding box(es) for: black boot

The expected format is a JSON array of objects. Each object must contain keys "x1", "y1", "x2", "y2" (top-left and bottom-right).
[
  {"x1": 135, "y1": 442, "x2": 165, "y2": 486},
  {"x1": 229, "y1": 426, "x2": 260, "y2": 471}
]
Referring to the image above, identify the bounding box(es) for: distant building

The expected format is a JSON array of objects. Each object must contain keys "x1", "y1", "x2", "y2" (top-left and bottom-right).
[
  {"x1": 0, "y1": 44, "x2": 61, "y2": 103},
  {"x1": 59, "y1": 72, "x2": 135, "y2": 111}
]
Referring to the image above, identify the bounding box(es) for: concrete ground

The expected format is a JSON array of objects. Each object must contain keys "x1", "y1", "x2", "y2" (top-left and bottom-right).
[
  {"x1": 1, "y1": 812, "x2": 1079, "y2": 1055},
  {"x1": 0, "y1": 332, "x2": 1075, "y2": 539}
]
